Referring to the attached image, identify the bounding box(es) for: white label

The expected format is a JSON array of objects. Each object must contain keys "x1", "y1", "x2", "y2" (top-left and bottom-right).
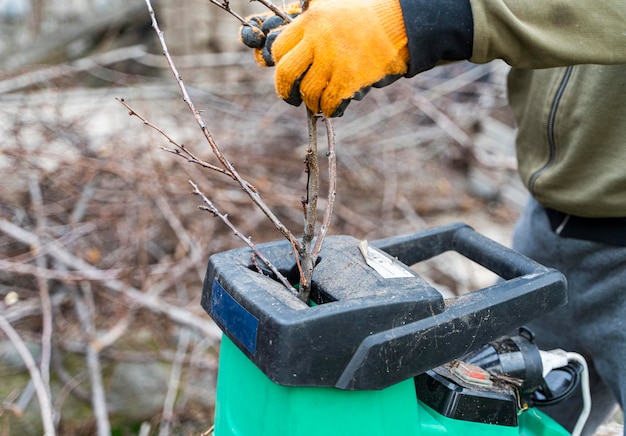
[{"x1": 359, "y1": 240, "x2": 413, "y2": 279}]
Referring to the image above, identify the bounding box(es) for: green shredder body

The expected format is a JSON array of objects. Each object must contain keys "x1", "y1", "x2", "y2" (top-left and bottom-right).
[
  {"x1": 202, "y1": 224, "x2": 571, "y2": 436},
  {"x1": 214, "y1": 335, "x2": 570, "y2": 436}
]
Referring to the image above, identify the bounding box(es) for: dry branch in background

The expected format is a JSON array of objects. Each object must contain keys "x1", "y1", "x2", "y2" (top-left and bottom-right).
[
  {"x1": 0, "y1": 111, "x2": 227, "y2": 433},
  {"x1": 0, "y1": 314, "x2": 56, "y2": 435}
]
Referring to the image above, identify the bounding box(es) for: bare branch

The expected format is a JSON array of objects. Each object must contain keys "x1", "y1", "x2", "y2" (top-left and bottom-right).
[
  {"x1": 254, "y1": 0, "x2": 294, "y2": 23},
  {"x1": 116, "y1": 97, "x2": 234, "y2": 178},
  {"x1": 0, "y1": 314, "x2": 56, "y2": 436},
  {"x1": 411, "y1": 95, "x2": 478, "y2": 164},
  {"x1": 143, "y1": 0, "x2": 302, "y2": 254},
  {"x1": 0, "y1": 259, "x2": 122, "y2": 281},
  {"x1": 312, "y1": 116, "x2": 337, "y2": 259},
  {"x1": 159, "y1": 284, "x2": 190, "y2": 436},
  {"x1": 70, "y1": 283, "x2": 111, "y2": 436},
  {"x1": 300, "y1": 0, "x2": 312, "y2": 12},
  {"x1": 205, "y1": 0, "x2": 251, "y2": 26},
  {"x1": 298, "y1": 109, "x2": 319, "y2": 301},
  {"x1": 189, "y1": 180, "x2": 298, "y2": 296},
  {"x1": 159, "y1": 329, "x2": 188, "y2": 436},
  {"x1": 27, "y1": 177, "x2": 54, "y2": 420}
]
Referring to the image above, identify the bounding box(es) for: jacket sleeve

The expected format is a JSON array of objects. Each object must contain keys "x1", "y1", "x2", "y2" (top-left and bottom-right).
[
  {"x1": 470, "y1": 0, "x2": 626, "y2": 68},
  {"x1": 399, "y1": 0, "x2": 474, "y2": 77}
]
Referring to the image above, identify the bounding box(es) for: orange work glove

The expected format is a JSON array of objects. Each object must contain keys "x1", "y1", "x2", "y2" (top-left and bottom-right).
[{"x1": 240, "y1": 0, "x2": 409, "y2": 117}]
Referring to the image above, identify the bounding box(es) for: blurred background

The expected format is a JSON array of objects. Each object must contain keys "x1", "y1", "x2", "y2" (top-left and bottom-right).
[{"x1": 0, "y1": 0, "x2": 622, "y2": 434}]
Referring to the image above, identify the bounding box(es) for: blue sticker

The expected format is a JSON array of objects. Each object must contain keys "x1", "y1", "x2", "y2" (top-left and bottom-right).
[{"x1": 211, "y1": 280, "x2": 259, "y2": 355}]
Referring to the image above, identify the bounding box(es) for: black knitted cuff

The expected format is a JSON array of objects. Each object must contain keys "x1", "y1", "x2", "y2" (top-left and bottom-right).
[{"x1": 399, "y1": 0, "x2": 474, "y2": 77}]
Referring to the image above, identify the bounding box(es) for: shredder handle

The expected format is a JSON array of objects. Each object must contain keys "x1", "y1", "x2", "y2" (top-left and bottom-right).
[
  {"x1": 335, "y1": 223, "x2": 567, "y2": 390},
  {"x1": 371, "y1": 222, "x2": 538, "y2": 279}
]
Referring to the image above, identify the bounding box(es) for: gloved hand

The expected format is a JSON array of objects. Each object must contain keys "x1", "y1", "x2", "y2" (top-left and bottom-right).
[
  {"x1": 239, "y1": 3, "x2": 303, "y2": 68},
  {"x1": 240, "y1": 0, "x2": 410, "y2": 117}
]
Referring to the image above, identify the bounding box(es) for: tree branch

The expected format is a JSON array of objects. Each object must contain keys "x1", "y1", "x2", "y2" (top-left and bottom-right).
[
  {"x1": 312, "y1": 116, "x2": 336, "y2": 259},
  {"x1": 116, "y1": 97, "x2": 234, "y2": 179},
  {"x1": 142, "y1": 0, "x2": 303, "y2": 256},
  {"x1": 205, "y1": 0, "x2": 251, "y2": 26},
  {"x1": 69, "y1": 283, "x2": 111, "y2": 436},
  {"x1": 298, "y1": 109, "x2": 319, "y2": 302},
  {"x1": 189, "y1": 181, "x2": 298, "y2": 296},
  {"x1": 27, "y1": 176, "x2": 54, "y2": 424},
  {"x1": 254, "y1": 0, "x2": 294, "y2": 22},
  {"x1": 0, "y1": 314, "x2": 56, "y2": 436}
]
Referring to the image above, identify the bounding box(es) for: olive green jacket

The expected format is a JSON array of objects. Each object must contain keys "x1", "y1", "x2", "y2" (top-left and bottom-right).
[{"x1": 470, "y1": 0, "x2": 626, "y2": 217}]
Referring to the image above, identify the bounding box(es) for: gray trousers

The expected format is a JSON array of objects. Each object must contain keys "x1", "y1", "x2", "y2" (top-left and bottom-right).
[{"x1": 512, "y1": 199, "x2": 625, "y2": 435}]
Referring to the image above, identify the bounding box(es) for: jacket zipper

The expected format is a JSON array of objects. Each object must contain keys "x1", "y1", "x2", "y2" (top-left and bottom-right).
[{"x1": 528, "y1": 66, "x2": 574, "y2": 195}]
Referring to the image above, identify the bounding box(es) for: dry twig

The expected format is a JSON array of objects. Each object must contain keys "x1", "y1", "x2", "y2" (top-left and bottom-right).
[
  {"x1": 142, "y1": 0, "x2": 302, "y2": 254},
  {"x1": 27, "y1": 177, "x2": 54, "y2": 417},
  {"x1": 159, "y1": 285, "x2": 191, "y2": 436},
  {"x1": 70, "y1": 283, "x2": 111, "y2": 436},
  {"x1": 0, "y1": 314, "x2": 56, "y2": 436},
  {"x1": 116, "y1": 98, "x2": 231, "y2": 178},
  {"x1": 189, "y1": 181, "x2": 297, "y2": 295},
  {"x1": 299, "y1": 109, "x2": 319, "y2": 301},
  {"x1": 312, "y1": 116, "x2": 337, "y2": 259}
]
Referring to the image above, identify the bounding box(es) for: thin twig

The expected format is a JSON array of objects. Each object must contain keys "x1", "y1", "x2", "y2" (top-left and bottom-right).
[
  {"x1": 300, "y1": 0, "x2": 312, "y2": 12},
  {"x1": 0, "y1": 259, "x2": 122, "y2": 281},
  {"x1": 254, "y1": 0, "x2": 294, "y2": 22},
  {"x1": 139, "y1": 422, "x2": 152, "y2": 436},
  {"x1": 70, "y1": 283, "x2": 111, "y2": 436},
  {"x1": 312, "y1": 116, "x2": 336, "y2": 259},
  {"x1": 27, "y1": 177, "x2": 54, "y2": 421},
  {"x1": 93, "y1": 312, "x2": 135, "y2": 351},
  {"x1": 116, "y1": 97, "x2": 233, "y2": 178},
  {"x1": 12, "y1": 381, "x2": 35, "y2": 418},
  {"x1": 159, "y1": 284, "x2": 191, "y2": 436},
  {"x1": 0, "y1": 314, "x2": 56, "y2": 436},
  {"x1": 206, "y1": 0, "x2": 251, "y2": 26},
  {"x1": 143, "y1": 0, "x2": 302, "y2": 257},
  {"x1": 411, "y1": 94, "x2": 478, "y2": 164},
  {"x1": 190, "y1": 180, "x2": 298, "y2": 296},
  {"x1": 52, "y1": 351, "x2": 91, "y2": 405},
  {"x1": 159, "y1": 328, "x2": 189, "y2": 436}
]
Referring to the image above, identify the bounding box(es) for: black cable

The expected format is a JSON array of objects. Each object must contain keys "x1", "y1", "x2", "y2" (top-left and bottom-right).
[{"x1": 531, "y1": 361, "x2": 583, "y2": 407}]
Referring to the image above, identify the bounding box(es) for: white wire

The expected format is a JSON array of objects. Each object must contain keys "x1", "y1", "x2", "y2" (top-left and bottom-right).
[{"x1": 566, "y1": 352, "x2": 591, "y2": 436}]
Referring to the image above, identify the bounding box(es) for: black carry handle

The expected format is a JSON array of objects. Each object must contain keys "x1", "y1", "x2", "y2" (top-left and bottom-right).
[
  {"x1": 336, "y1": 223, "x2": 567, "y2": 389},
  {"x1": 372, "y1": 223, "x2": 539, "y2": 280}
]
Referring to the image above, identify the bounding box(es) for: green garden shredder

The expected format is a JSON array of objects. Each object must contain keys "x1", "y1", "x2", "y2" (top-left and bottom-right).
[{"x1": 202, "y1": 223, "x2": 589, "y2": 435}]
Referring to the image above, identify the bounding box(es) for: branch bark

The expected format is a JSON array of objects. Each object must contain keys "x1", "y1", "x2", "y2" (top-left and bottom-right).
[{"x1": 298, "y1": 109, "x2": 319, "y2": 301}]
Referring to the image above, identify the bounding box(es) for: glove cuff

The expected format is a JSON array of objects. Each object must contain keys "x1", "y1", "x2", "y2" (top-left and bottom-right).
[
  {"x1": 399, "y1": 0, "x2": 474, "y2": 77},
  {"x1": 370, "y1": 0, "x2": 411, "y2": 67}
]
